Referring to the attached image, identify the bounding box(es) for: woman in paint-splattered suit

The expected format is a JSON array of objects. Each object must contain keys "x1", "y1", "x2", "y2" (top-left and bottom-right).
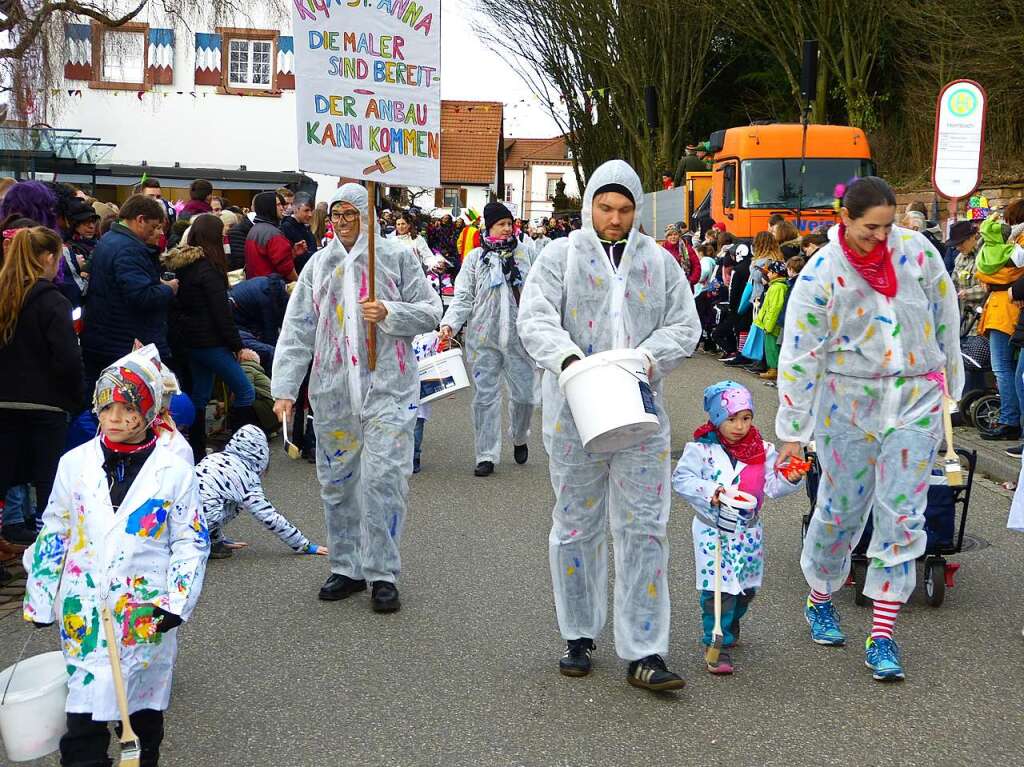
[
  {"x1": 775, "y1": 177, "x2": 963, "y2": 682},
  {"x1": 23, "y1": 348, "x2": 209, "y2": 765}
]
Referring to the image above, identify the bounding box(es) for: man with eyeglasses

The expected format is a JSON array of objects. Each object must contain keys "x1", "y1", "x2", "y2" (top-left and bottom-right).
[{"x1": 272, "y1": 184, "x2": 442, "y2": 613}]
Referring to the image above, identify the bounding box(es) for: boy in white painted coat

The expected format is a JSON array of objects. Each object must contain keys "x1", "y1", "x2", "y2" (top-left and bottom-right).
[
  {"x1": 23, "y1": 348, "x2": 209, "y2": 767},
  {"x1": 672, "y1": 380, "x2": 805, "y2": 674}
]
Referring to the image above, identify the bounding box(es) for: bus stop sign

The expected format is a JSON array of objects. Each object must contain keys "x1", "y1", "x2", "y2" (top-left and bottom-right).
[{"x1": 932, "y1": 79, "x2": 987, "y2": 200}]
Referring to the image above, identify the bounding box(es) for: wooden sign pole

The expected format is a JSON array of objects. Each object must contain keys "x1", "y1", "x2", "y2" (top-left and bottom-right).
[{"x1": 367, "y1": 180, "x2": 377, "y2": 371}]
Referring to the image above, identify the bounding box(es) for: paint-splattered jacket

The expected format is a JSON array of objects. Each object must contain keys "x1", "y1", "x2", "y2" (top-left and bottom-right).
[
  {"x1": 672, "y1": 440, "x2": 801, "y2": 594},
  {"x1": 440, "y1": 242, "x2": 533, "y2": 354},
  {"x1": 775, "y1": 225, "x2": 963, "y2": 444},
  {"x1": 23, "y1": 438, "x2": 209, "y2": 720}
]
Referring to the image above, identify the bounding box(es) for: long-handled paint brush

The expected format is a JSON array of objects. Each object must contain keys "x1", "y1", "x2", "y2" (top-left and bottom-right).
[
  {"x1": 280, "y1": 414, "x2": 301, "y2": 460},
  {"x1": 942, "y1": 392, "x2": 963, "y2": 486},
  {"x1": 100, "y1": 605, "x2": 141, "y2": 767},
  {"x1": 705, "y1": 531, "x2": 724, "y2": 666}
]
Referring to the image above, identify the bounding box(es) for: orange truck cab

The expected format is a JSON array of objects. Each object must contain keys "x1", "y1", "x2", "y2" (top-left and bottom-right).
[{"x1": 708, "y1": 123, "x2": 874, "y2": 239}]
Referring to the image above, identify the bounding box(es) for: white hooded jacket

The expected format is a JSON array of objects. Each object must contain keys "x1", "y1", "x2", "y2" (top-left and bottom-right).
[
  {"x1": 271, "y1": 184, "x2": 443, "y2": 413},
  {"x1": 517, "y1": 160, "x2": 701, "y2": 384}
]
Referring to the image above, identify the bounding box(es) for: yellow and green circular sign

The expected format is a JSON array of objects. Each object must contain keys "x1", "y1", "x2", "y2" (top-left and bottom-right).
[{"x1": 947, "y1": 88, "x2": 978, "y2": 117}]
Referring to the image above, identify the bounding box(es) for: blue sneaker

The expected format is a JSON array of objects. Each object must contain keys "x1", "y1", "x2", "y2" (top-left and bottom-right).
[
  {"x1": 865, "y1": 637, "x2": 905, "y2": 681},
  {"x1": 804, "y1": 598, "x2": 846, "y2": 646}
]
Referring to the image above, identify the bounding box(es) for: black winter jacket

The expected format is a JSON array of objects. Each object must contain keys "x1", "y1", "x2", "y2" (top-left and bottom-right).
[
  {"x1": 163, "y1": 245, "x2": 243, "y2": 352},
  {"x1": 0, "y1": 279, "x2": 84, "y2": 412},
  {"x1": 227, "y1": 217, "x2": 253, "y2": 271},
  {"x1": 81, "y1": 224, "x2": 174, "y2": 363},
  {"x1": 279, "y1": 216, "x2": 317, "y2": 273}
]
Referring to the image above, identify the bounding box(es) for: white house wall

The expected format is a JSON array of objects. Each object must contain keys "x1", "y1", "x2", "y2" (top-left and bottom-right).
[{"x1": 49, "y1": 7, "x2": 297, "y2": 174}]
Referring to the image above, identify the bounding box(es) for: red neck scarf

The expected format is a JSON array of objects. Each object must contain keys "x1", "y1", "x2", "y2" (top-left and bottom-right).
[
  {"x1": 101, "y1": 432, "x2": 157, "y2": 454},
  {"x1": 838, "y1": 223, "x2": 898, "y2": 298},
  {"x1": 693, "y1": 422, "x2": 766, "y2": 465}
]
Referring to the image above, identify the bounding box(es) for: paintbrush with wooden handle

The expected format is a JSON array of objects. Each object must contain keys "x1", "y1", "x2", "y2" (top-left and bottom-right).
[{"x1": 100, "y1": 605, "x2": 141, "y2": 767}]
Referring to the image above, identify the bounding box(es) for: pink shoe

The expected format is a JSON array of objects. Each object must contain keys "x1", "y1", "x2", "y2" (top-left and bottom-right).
[{"x1": 706, "y1": 650, "x2": 733, "y2": 675}]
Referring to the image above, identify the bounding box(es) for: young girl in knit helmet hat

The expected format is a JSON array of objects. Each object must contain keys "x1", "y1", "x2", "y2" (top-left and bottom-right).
[{"x1": 672, "y1": 380, "x2": 807, "y2": 674}]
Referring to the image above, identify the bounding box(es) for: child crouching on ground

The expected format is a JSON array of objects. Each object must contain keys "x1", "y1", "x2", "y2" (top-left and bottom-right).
[
  {"x1": 671, "y1": 380, "x2": 807, "y2": 674},
  {"x1": 196, "y1": 424, "x2": 325, "y2": 559},
  {"x1": 23, "y1": 348, "x2": 209, "y2": 767}
]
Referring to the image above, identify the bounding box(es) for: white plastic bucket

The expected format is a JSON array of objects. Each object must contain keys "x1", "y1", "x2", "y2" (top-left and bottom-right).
[
  {"x1": 558, "y1": 349, "x2": 660, "y2": 453},
  {"x1": 720, "y1": 488, "x2": 757, "y2": 513},
  {"x1": 418, "y1": 348, "x2": 470, "y2": 404},
  {"x1": 0, "y1": 651, "x2": 69, "y2": 762}
]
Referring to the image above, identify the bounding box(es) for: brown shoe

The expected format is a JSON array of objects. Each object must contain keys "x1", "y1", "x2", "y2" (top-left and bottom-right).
[{"x1": 759, "y1": 369, "x2": 777, "y2": 380}]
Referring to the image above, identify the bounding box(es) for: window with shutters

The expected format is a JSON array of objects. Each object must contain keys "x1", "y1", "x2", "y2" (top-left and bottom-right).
[
  {"x1": 443, "y1": 188, "x2": 462, "y2": 208},
  {"x1": 90, "y1": 23, "x2": 149, "y2": 90},
  {"x1": 217, "y1": 28, "x2": 279, "y2": 96}
]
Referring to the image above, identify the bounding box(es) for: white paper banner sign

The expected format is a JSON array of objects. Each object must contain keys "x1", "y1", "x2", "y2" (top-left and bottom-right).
[
  {"x1": 292, "y1": 0, "x2": 441, "y2": 187},
  {"x1": 932, "y1": 79, "x2": 986, "y2": 200}
]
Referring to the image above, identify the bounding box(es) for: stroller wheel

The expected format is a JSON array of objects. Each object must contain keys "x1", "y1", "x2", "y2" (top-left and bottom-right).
[
  {"x1": 958, "y1": 391, "x2": 983, "y2": 426},
  {"x1": 970, "y1": 394, "x2": 1002, "y2": 437},
  {"x1": 924, "y1": 557, "x2": 946, "y2": 607}
]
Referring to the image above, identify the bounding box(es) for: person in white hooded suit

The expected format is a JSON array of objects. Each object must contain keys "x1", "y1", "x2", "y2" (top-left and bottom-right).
[
  {"x1": 272, "y1": 184, "x2": 442, "y2": 612},
  {"x1": 517, "y1": 160, "x2": 701, "y2": 691}
]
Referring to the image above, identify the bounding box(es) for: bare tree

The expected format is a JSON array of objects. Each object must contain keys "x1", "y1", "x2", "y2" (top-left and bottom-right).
[{"x1": 473, "y1": 0, "x2": 717, "y2": 190}]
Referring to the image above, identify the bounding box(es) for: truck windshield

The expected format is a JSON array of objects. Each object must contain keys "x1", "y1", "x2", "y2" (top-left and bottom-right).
[{"x1": 741, "y1": 159, "x2": 876, "y2": 209}]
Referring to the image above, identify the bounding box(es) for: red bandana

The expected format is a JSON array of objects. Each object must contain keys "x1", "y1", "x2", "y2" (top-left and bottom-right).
[
  {"x1": 693, "y1": 422, "x2": 766, "y2": 465},
  {"x1": 101, "y1": 432, "x2": 157, "y2": 454},
  {"x1": 838, "y1": 223, "x2": 898, "y2": 298}
]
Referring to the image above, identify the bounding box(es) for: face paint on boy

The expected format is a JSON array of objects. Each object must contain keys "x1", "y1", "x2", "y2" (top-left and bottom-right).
[{"x1": 99, "y1": 402, "x2": 148, "y2": 444}]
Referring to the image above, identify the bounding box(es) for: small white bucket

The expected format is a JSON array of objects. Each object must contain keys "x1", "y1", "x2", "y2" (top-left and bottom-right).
[
  {"x1": 418, "y1": 348, "x2": 470, "y2": 404},
  {"x1": 720, "y1": 488, "x2": 757, "y2": 513},
  {"x1": 558, "y1": 349, "x2": 660, "y2": 453},
  {"x1": 0, "y1": 651, "x2": 69, "y2": 762}
]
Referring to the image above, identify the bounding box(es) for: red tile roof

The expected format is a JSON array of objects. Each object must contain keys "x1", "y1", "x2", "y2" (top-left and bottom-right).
[
  {"x1": 504, "y1": 137, "x2": 569, "y2": 169},
  {"x1": 440, "y1": 100, "x2": 503, "y2": 185}
]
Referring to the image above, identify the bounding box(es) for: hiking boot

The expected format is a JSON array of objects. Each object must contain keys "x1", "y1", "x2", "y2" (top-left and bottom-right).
[
  {"x1": 318, "y1": 573, "x2": 367, "y2": 601},
  {"x1": 559, "y1": 638, "x2": 595, "y2": 677},
  {"x1": 865, "y1": 637, "x2": 905, "y2": 681},
  {"x1": 805, "y1": 598, "x2": 846, "y2": 646},
  {"x1": 627, "y1": 654, "x2": 685, "y2": 691},
  {"x1": 474, "y1": 461, "x2": 494, "y2": 477},
  {"x1": 1, "y1": 523, "x2": 37, "y2": 545},
  {"x1": 514, "y1": 444, "x2": 529, "y2": 465},
  {"x1": 209, "y1": 541, "x2": 233, "y2": 559},
  {"x1": 706, "y1": 649, "x2": 733, "y2": 675},
  {"x1": 371, "y1": 580, "x2": 401, "y2": 613},
  {"x1": 759, "y1": 368, "x2": 778, "y2": 380}
]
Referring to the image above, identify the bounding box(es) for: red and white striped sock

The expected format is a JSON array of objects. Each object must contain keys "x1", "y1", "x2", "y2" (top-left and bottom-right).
[
  {"x1": 808, "y1": 588, "x2": 832, "y2": 605},
  {"x1": 871, "y1": 599, "x2": 901, "y2": 640}
]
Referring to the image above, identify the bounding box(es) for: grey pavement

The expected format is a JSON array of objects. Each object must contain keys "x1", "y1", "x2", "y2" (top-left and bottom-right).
[{"x1": 3, "y1": 350, "x2": 1023, "y2": 766}]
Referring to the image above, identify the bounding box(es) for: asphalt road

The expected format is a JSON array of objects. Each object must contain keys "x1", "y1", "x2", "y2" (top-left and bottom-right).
[{"x1": 2, "y1": 350, "x2": 1023, "y2": 766}]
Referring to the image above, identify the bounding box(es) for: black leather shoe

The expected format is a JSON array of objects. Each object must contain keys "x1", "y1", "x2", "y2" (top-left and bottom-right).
[
  {"x1": 371, "y1": 581, "x2": 401, "y2": 612},
  {"x1": 627, "y1": 654, "x2": 686, "y2": 691},
  {"x1": 209, "y1": 541, "x2": 233, "y2": 559},
  {"x1": 1, "y1": 523, "x2": 37, "y2": 545},
  {"x1": 981, "y1": 425, "x2": 1022, "y2": 441},
  {"x1": 474, "y1": 461, "x2": 494, "y2": 477},
  {"x1": 318, "y1": 574, "x2": 367, "y2": 601},
  {"x1": 514, "y1": 444, "x2": 529, "y2": 465},
  {"x1": 723, "y1": 356, "x2": 750, "y2": 367},
  {"x1": 559, "y1": 638, "x2": 595, "y2": 677}
]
